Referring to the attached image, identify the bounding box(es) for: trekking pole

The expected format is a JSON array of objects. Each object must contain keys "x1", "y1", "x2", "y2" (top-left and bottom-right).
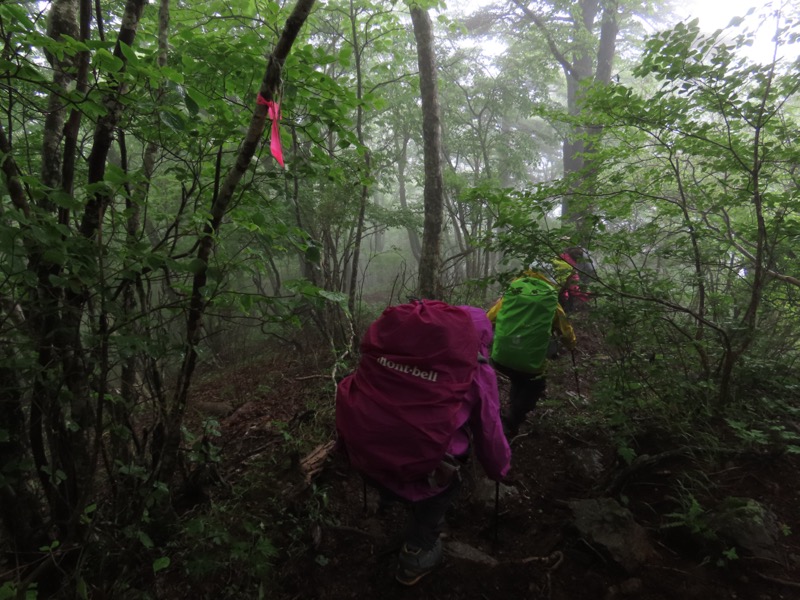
[
  {"x1": 571, "y1": 349, "x2": 582, "y2": 400},
  {"x1": 493, "y1": 480, "x2": 500, "y2": 550}
]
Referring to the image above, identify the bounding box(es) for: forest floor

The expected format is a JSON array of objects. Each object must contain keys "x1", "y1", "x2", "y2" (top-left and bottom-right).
[{"x1": 169, "y1": 312, "x2": 800, "y2": 600}]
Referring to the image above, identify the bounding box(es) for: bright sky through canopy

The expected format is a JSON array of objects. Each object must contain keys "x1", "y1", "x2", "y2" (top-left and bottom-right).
[
  {"x1": 451, "y1": 0, "x2": 799, "y2": 63},
  {"x1": 681, "y1": 0, "x2": 759, "y2": 29},
  {"x1": 678, "y1": 0, "x2": 799, "y2": 62}
]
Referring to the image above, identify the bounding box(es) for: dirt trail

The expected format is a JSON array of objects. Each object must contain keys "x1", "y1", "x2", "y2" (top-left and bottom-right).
[{"x1": 183, "y1": 322, "x2": 800, "y2": 600}]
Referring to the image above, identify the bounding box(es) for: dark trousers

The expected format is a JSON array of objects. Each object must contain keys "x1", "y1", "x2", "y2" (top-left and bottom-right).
[
  {"x1": 370, "y1": 477, "x2": 462, "y2": 551},
  {"x1": 494, "y1": 363, "x2": 547, "y2": 430}
]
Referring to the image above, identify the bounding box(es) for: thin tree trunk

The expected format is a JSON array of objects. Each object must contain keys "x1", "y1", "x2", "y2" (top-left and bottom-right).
[
  {"x1": 410, "y1": 6, "x2": 444, "y2": 299},
  {"x1": 395, "y1": 132, "x2": 421, "y2": 261},
  {"x1": 514, "y1": 0, "x2": 619, "y2": 243},
  {"x1": 347, "y1": 0, "x2": 370, "y2": 320},
  {"x1": 155, "y1": 0, "x2": 317, "y2": 483}
]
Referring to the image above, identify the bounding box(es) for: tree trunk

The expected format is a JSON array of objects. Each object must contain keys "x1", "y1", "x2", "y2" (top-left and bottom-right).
[
  {"x1": 395, "y1": 132, "x2": 422, "y2": 261},
  {"x1": 155, "y1": 0, "x2": 318, "y2": 484},
  {"x1": 410, "y1": 6, "x2": 444, "y2": 299},
  {"x1": 347, "y1": 0, "x2": 371, "y2": 320},
  {"x1": 515, "y1": 0, "x2": 620, "y2": 244}
]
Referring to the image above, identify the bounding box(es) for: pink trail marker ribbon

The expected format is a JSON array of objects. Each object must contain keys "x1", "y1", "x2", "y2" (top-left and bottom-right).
[{"x1": 257, "y1": 93, "x2": 285, "y2": 167}]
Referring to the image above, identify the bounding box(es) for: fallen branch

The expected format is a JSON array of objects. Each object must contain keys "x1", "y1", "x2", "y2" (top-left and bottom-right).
[
  {"x1": 756, "y1": 572, "x2": 800, "y2": 590},
  {"x1": 300, "y1": 439, "x2": 337, "y2": 483},
  {"x1": 515, "y1": 551, "x2": 565, "y2": 570}
]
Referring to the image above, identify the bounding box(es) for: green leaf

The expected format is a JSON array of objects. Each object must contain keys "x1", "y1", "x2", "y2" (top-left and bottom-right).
[
  {"x1": 304, "y1": 245, "x2": 321, "y2": 264},
  {"x1": 118, "y1": 42, "x2": 139, "y2": 65},
  {"x1": 187, "y1": 258, "x2": 207, "y2": 274},
  {"x1": 160, "y1": 66, "x2": 185, "y2": 85},
  {"x1": 1, "y1": 4, "x2": 35, "y2": 31},
  {"x1": 42, "y1": 248, "x2": 66, "y2": 266},
  {"x1": 0, "y1": 582, "x2": 17, "y2": 600},
  {"x1": 105, "y1": 164, "x2": 130, "y2": 185},
  {"x1": 318, "y1": 290, "x2": 347, "y2": 305},
  {"x1": 337, "y1": 45, "x2": 352, "y2": 68},
  {"x1": 138, "y1": 531, "x2": 154, "y2": 549},
  {"x1": 186, "y1": 88, "x2": 209, "y2": 110},
  {"x1": 184, "y1": 94, "x2": 200, "y2": 116},
  {"x1": 160, "y1": 110, "x2": 186, "y2": 131},
  {"x1": 48, "y1": 190, "x2": 83, "y2": 210},
  {"x1": 152, "y1": 556, "x2": 170, "y2": 573},
  {"x1": 76, "y1": 578, "x2": 88, "y2": 600},
  {"x1": 94, "y1": 48, "x2": 124, "y2": 72}
]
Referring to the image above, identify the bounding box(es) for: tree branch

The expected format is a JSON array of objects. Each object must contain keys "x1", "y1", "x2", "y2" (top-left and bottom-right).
[
  {"x1": 0, "y1": 122, "x2": 30, "y2": 217},
  {"x1": 510, "y1": 0, "x2": 574, "y2": 79}
]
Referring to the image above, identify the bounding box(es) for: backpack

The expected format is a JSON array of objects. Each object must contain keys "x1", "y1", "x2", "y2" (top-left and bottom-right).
[
  {"x1": 491, "y1": 276, "x2": 559, "y2": 374},
  {"x1": 336, "y1": 301, "x2": 479, "y2": 483}
]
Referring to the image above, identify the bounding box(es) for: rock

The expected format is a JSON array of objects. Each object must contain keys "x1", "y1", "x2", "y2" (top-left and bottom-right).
[
  {"x1": 444, "y1": 540, "x2": 499, "y2": 566},
  {"x1": 711, "y1": 497, "x2": 782, "y2": 561},
  {"x1": 604, "y1": 585, "x2": 620, "y2": 600},
  {"x1": 566, "y1": 448, "x2": 605, "y2": 482},
  {"x1": 605, "y1": 577, "x2": 644, "y2": 598},
  {"x1": 568, "y1": 498, "x2": 657, "y2": 572},
  {"x1": 473, "y1": 476, "x2": 519, "y2": 508},
  {"x1": 619, "y1": 578, "x2": 643, "y2": 595}
]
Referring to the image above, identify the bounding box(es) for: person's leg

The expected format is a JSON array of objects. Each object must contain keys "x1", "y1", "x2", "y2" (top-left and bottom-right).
[
  {"x1": 505, "y1": 374, "x2": 547, "y2": 434},
  {"x1": 396, "y1": 479, "x2": 461, "y2": 585},
  {"x1": 404, "y1": 477, "x2": 461, "y2": 550}
]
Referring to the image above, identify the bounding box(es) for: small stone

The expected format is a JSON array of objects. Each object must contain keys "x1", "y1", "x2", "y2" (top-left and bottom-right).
[
  {"x1": 604, "y1": 585, "x2": 620, "y2": 600},
  {"x1": 444, "y1": 540, "x2": 499, "y2": 566},
  {"x1": 620, "y1": 578, "x2": 642, "y2": 595}
]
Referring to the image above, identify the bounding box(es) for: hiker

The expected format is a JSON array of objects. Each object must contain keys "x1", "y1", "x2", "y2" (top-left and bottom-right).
[
  {"x1": 336, "y1": 301, "x2": 511, "y2": 586},
  {"x1": 553, "y1": 247, "x2": 591, "y2": 312},
  {"x1": 487, "y1": 267, "x2": 577, "y2": 436}
]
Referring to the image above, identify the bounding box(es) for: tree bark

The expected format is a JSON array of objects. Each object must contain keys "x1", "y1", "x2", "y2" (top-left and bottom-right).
[
  {"x1": 514, "y1": 0, "x2": 620, "y2": 244},
  {"x1": 410, "y1": 6, "x2": 444, "y2": 299},
  {"x1": 80, "y1": 0, "x2": 149, "y2": 239},
  {"x1": 395, "y1": 131, "x2": 421, "y2": 261},
  {"x1": 347, "y1": 0, "x2": 371, "y2": 320}
]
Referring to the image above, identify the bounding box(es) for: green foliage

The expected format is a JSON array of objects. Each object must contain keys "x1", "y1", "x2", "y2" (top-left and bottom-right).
[
  {"x1": 0, "y1": 582, "x2": 37, "y2": 600},
  {"x1": 484, "y1": 185, "x2": 563, "y2": 267},
  {"x1": 175, "y1": 507, "x2": 277, "y2": 586},
  {"x1": 578, "y1": 14, "x2": 800, "y2": 412},
  {"x1": 184, "y1": 419, "x2": 223, "y2": 465},
  {"x1": 0, "y1": 0, "x2": 375, "y2": 594},
  {"x1": 663, "y1": 493, "x2": 716, "y2": 540}
]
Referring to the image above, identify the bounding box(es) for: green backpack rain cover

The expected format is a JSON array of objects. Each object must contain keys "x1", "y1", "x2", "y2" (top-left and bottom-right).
[{"x1": 491, "y1": 276, "x2": 559, "y2": 374}]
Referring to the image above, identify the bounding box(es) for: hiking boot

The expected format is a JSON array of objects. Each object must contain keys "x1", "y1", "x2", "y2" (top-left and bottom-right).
[{"x1": 395, "y1": 538, "x2": 443, "y2": 586}]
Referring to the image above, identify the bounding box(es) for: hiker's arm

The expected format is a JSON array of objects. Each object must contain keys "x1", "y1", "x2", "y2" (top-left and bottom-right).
[
  {"x1": 468, "y1": 366, "x2": 511, "y2": 480},
  {"x1": 553, "y1": 305, "x2": 576, "y2": 350}
]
